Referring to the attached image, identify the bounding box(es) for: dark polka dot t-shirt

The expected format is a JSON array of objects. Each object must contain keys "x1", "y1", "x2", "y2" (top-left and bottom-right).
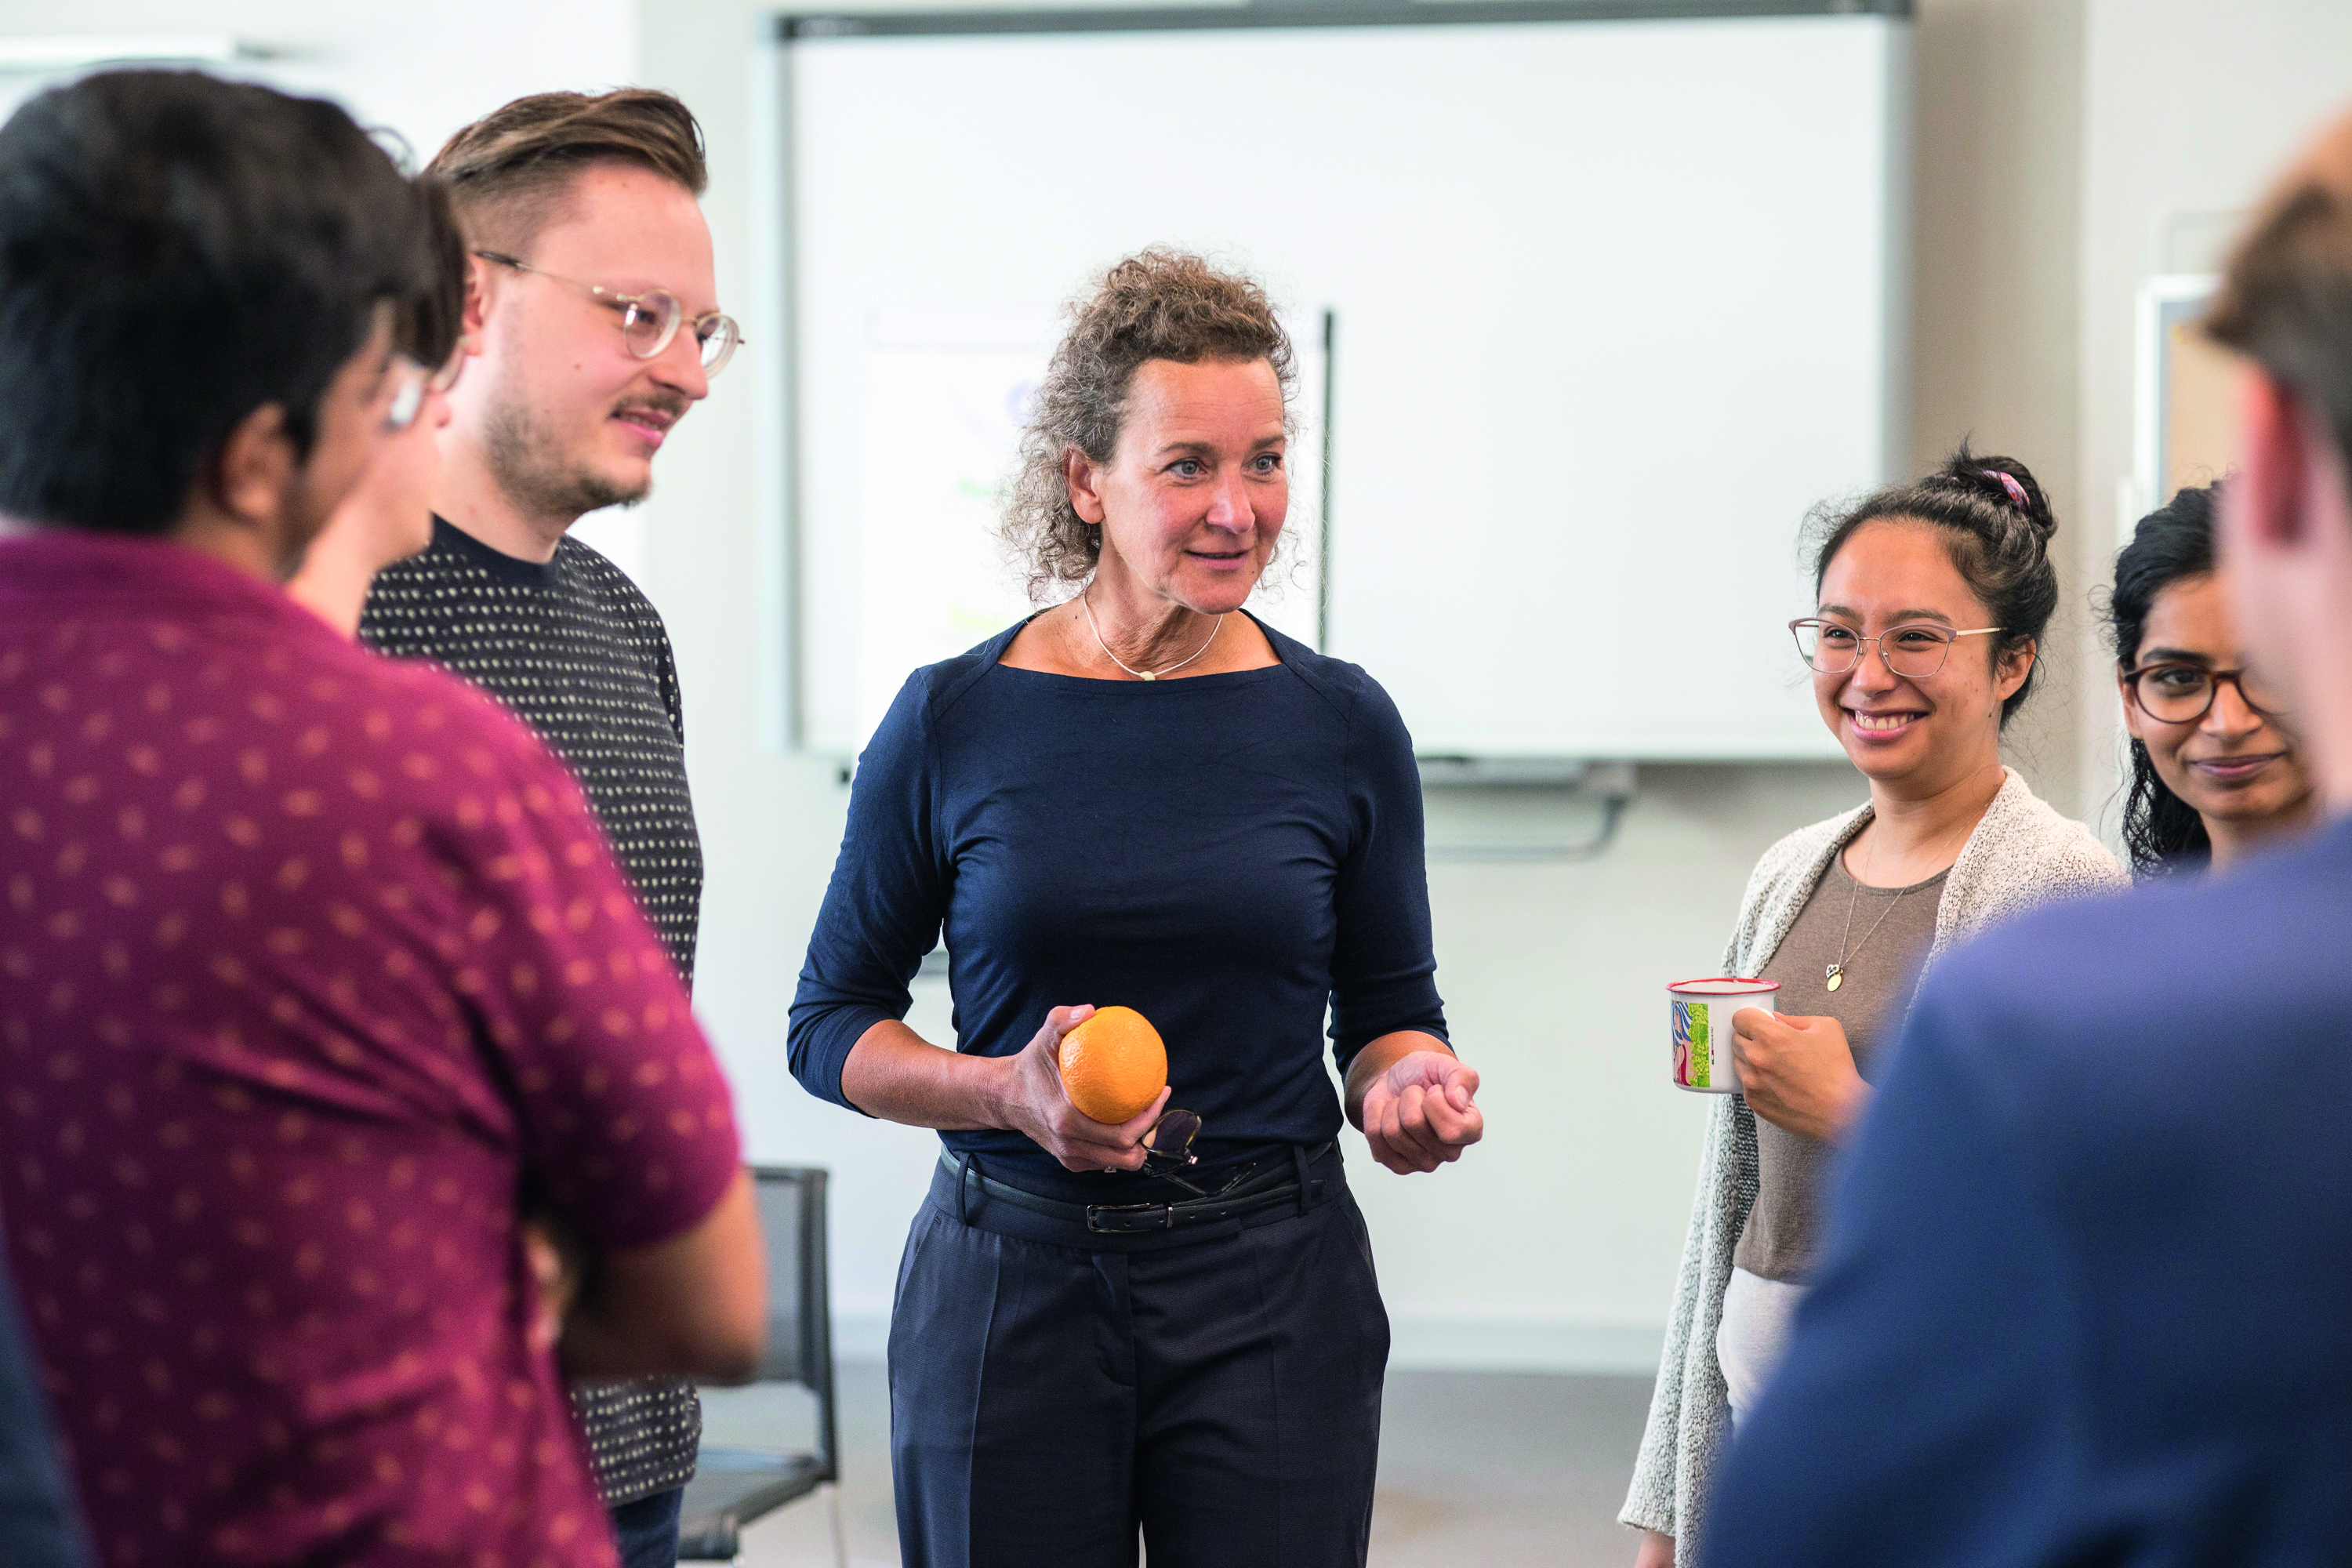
[
  {"x1": 361, "y1": 519, "x2": 702, "y2": 987},
  {"x1": 0, "y1": 531, "x2": 742, "y2": 1568},
  {"x1": 360, "y1": 518, "x2": 708, "y2": 1506}
]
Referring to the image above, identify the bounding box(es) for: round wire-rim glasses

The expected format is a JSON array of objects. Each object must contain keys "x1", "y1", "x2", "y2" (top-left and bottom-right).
[
  {"x1": 475, "y1": 249, "x2": 743, "y2": 375},
  {"x1": 1790, "y1": 618, "x2": 2005, "y2": 680},
  {"x1": 2122, "y1": 663, "x2": 2291, "y2": 725}
]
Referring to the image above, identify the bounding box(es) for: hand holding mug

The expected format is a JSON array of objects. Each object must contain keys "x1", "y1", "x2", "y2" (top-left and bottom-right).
[{"x1": 1730, "y1": 1009, "x2": 1869, "y2": 1143}]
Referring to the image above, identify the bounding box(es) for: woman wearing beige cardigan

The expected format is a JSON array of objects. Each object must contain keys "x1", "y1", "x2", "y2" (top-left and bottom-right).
[{"x1": 1624, "y1": 452, "x2": 2127, "y2": 1566}]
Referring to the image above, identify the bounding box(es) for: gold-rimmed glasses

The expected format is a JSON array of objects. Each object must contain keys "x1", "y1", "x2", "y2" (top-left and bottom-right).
[
  {"x1": 475, "y1": 249, "x2": 742, "y2": 375},
  {"x1": 1791, "y1": 619, "x2": 2004, "y2": 680}
]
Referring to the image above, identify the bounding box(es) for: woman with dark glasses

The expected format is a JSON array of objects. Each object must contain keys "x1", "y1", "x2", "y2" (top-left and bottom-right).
[
  {"x1": 1622, "y1": 448, "x2": 2125, "y2": 1568},
  {"x1": 2109, "y1": 483, "x2": 2315, "y2": 877}
]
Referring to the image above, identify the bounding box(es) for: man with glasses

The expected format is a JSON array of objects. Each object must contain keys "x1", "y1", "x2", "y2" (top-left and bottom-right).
[
  {"x1": 0, "y1": 70, "x2": 761, "y2": 1567},
  {"x1": 358, "y1": 89, "x2": 740, "y2": 1568}
]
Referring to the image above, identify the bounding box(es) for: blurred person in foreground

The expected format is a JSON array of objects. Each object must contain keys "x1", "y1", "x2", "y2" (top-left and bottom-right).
[
  {"x1": 1709, "y1": 105, "x2": 2352, "y2": 1565},
  {"x1": 0, "y1": 71, "x2": 761, "y2": 1567},
  {"x1": 356, "y1": 93, "x2": 738, "y2": 1563},
  {"x1": 2107, "y1": 481, "x2": 2316, "y2": 879}
]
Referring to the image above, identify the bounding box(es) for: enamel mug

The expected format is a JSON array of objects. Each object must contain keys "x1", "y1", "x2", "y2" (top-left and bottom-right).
[{"x1": 1668, "y1": 977, "x2": 1780, "y2": 1094}]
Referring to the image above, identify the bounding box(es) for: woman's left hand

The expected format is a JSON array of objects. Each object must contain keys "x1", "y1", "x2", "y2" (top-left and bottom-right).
[
  {"x1": 1730, "y1": 1008, "x2": 1869, "y2": 1144},
  {"x1": 1357, "y1": 1048, "x2": 1484, "y2": 1174}
]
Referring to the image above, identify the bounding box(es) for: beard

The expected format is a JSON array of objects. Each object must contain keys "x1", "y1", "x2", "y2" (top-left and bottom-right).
[{"x1": 483, "y1": 397, "x2": 652, "y2": 522}]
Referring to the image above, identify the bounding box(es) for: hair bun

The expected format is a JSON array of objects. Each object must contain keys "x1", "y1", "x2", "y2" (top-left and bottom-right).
[
  {"x1": 1807, "y1": 440, "x2": 2064, "y2": 730},
  {"x1": 1945, "y1": 448, "x2": 2059, "y2": 544}
]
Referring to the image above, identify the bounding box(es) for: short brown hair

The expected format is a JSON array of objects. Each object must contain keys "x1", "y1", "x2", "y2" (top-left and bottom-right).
[
  {"x1": 425, "y1": 88, "x2": 706, "y2": 252},
  {"x1": 2206, "y1": 110, "x2": 2352, "y2": 470},
  {"x1": 1003, "y1": 248, "x2": 1294, "y2": 601}
]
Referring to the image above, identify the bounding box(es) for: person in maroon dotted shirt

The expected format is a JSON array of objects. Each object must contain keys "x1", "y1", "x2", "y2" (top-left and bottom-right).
[{"x1": 0, "y1": 71, "x2": 764, "y2": 1568}]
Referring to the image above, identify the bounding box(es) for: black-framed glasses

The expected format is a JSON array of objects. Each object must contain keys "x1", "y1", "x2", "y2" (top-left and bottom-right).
[
  {"x1": 475, "y1": 249, "x2": 742, "y2": 375},
  {"x1": 1142, "y1": 1108, "x2": 1203, "y2": 1192},
  {"x1": 2122, "y1": 662, "x2": 2290, "y2": 724},
  {"x1": 1791, "y1": 618, "x2": 2004, "y2": 679}
]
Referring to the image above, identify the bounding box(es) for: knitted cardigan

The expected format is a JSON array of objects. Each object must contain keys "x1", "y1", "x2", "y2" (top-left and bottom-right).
[{"x1": 1617, "y1": 768, "x2": 2127, "y2": 1563}]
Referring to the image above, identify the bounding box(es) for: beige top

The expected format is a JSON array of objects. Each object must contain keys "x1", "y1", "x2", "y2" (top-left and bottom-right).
[{"x1": 1734, "y1": 857, "x2": 1947, "y2": 1282}]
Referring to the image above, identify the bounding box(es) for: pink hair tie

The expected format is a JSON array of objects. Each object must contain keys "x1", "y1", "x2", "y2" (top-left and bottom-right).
[{"x1": 1981, "y1": 469, "x2": 2030, "y2": 509}]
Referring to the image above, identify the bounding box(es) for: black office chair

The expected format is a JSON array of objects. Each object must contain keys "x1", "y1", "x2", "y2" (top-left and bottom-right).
[{"x1": 677, "y1": 1166, "x2": 844, "y2": 1565}]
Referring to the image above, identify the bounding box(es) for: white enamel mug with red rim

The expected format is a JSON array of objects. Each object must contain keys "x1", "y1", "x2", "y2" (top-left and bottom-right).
[{"x1": 1668, "y1": 977, "x2": 1780, "y2": 1094}]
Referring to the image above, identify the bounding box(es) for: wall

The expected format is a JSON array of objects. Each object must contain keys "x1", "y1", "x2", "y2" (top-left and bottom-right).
[
  {"x1": 0, "y1": 1, "x2": 635, "y2": 169},
  {"x1": 1909, "y1": 0, "x2": 2087, "y2": 811},
  {"x1": 2073, "y1": 0, "x2": 2352, "y2": 835},
  {"x1": 631, "y1": 0, "x2": 2092, "y2": 1370}
]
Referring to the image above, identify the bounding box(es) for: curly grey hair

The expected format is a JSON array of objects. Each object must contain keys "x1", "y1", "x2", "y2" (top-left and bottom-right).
[{"x1": 1001, "y1": 248, "x2": 1296, "y2": 602}]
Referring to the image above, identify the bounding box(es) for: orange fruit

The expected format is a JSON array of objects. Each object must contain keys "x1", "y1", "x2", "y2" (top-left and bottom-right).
[{"x1": 1057, "y1": 1006, "x2": 1167, "y2": 1124}]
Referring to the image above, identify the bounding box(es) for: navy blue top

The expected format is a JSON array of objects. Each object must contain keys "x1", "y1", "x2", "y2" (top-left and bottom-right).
[
  {"x1": 789, "y1": 615, "x2": 1449, "y2": 1187},
  {"x1": 1710, "y1": 813, "x2": 2352, "y2": 1565}
]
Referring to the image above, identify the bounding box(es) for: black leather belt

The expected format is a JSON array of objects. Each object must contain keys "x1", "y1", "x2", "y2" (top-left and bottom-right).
[{"x1": 939, "y1": 1143, "x2": 1335, "y2": 1234}]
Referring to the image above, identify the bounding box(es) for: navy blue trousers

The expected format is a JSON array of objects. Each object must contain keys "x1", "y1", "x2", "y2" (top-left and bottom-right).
[{"x1": 888, "y1": 1147, "x2": 1388, "y2": 1568}]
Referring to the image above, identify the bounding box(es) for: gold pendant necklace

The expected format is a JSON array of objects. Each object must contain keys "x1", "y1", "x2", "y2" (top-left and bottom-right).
[
  {"x1": 1826, "y1": 815, "x2": 1969, "y2": 992},
  {"x1": 1081, "y1": 586, "x2": 1221, "y2": 681}
]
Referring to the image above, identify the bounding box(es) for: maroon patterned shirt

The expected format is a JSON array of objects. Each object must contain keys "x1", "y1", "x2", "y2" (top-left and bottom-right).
[{"x1": 0, "y1": 532, "x2": 742, "y2": 1567}]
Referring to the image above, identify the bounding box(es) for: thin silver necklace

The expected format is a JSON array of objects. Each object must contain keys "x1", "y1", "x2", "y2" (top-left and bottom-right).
[
  {"x1": 1080, "y1": 586, "x2": 1222, "y2": 681},
  {"x1": 1826, "y1": 817, "x2": 1966, "y2": 993}
]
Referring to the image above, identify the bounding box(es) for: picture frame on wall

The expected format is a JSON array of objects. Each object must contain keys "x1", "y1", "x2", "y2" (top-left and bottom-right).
[{"x1": 2132, "y1": 274, "x2": 2241, "y2": 520}]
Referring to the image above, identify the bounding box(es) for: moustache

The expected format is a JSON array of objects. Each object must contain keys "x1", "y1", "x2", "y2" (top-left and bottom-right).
[{"x1": 613, "y1": 394, "x2": 693, "y2": 423}]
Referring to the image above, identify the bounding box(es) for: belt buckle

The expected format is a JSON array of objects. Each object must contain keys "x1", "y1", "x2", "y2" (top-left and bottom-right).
[{"x1": 1084, "y1": 1200, "x2": 1174, "y2": 1234}]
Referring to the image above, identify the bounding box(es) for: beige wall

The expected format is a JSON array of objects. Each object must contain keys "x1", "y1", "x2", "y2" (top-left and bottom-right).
[{"x1": 1910, "y1": 0, "x2": 2086, "y2": 811}]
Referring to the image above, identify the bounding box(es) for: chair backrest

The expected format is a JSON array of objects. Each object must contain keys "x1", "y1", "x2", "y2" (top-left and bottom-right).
[{"x1": 747, "y1": 1166, "x2": 837, "y2": 1480}]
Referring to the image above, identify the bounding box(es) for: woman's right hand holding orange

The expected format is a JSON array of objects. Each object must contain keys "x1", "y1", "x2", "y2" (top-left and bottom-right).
[{"x1": 992, "y1": 1004, "x2": 1171, "y2": 1173}]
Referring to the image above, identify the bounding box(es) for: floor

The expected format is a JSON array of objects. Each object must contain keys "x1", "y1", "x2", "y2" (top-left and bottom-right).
[{"x1": 728, "y1": 1362, "x2": 1653, "y2": 1567}]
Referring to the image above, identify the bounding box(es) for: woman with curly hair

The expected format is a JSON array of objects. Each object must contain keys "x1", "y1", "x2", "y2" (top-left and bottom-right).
[
  {"x1": 2108, "y1": 482, "x2": 2314, "y2": 878},
  {"x1": 789, "y1": 249, "x2": 1482, "y2": 1568}
]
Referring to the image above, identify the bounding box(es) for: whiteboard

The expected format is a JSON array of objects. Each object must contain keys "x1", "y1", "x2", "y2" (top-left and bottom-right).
[{"x1": 782, "y1": 9, "x2": 1906, "y2": 760}]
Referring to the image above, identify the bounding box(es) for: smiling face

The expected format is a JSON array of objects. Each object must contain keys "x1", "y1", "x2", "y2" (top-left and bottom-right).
[
  {"x1": 451, "y1": 162, "x2": 715, "y2": 524},
  {"x1": 1071, "y1": 357, "x2": 1287, "y2": 613},
  {"x1": 1812, "y1": 518, "x2": 2033, "y2": 792},
  {"x1": 2120, "y1": 571, "x2": 2314, "y2": 832}
]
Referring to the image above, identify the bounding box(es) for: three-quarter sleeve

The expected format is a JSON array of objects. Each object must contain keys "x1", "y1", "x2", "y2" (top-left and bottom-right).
[
  {"x1": 789, "y1": 673, "x2": 950, "y2": 1111},
  {"x1": 1327, "y1": 678, "x2": 1448, "y2": 1073}
]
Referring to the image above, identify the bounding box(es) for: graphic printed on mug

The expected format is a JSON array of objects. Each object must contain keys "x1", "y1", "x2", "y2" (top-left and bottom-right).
[
  {"x1": 1666, "y1": 978, "x2": 1777, "y2": 1094},
  {"x1": 1673, "y1": 998, "x2": 1710, "y2": 1088}
]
